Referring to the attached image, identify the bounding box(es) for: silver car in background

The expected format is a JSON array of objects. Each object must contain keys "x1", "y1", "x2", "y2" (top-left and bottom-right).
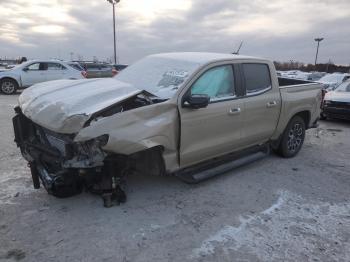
[{"x1": 0, "y1": 60, "x2": 87, "y2": 95}]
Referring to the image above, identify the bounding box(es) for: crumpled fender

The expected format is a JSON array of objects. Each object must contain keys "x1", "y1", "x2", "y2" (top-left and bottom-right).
[{"x1": 74, "y1": 102, "x2": 179, "y2": 170}]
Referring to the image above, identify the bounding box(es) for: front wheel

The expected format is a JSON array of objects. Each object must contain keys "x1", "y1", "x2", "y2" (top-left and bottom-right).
[
  {"x1": 277, "y1": 116, "x2": 306, "y2": 158},
  {"x1": 1, "y1": 78, "x2": 18, "y2": 95}
]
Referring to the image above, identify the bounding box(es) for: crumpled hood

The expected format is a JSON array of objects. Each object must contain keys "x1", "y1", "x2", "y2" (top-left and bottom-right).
[
  {"x1": 324, "y1": 91, "x2": 350, "y2": 103},
  {"x1": 19, "y1": 78, "x2": 142, "y2": 133}
]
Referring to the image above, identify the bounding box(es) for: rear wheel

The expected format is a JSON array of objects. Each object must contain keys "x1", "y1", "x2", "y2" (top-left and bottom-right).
[
  {"x1": 1, "y1": 78, "x2": 18, "y2": 95},
  {"x1": 277, "y1": 116, "x2": 306, "y2": 158}
]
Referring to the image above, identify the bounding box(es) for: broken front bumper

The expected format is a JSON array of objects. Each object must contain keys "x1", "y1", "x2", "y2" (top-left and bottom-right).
[{"x1": 12, "y1": 107, "x2": 107, "y2": 197}]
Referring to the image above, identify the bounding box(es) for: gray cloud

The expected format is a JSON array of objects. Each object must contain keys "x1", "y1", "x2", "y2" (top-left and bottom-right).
[{"x1": 0, "y1": 0, "x2": 349, "y2": 65}]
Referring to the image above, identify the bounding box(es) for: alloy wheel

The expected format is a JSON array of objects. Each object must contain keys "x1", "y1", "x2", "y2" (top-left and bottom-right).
[
  {"x1": 1, "y1": 81, "x2": 15, "y2": 94},
  {"x1": 287, "y1": 123, "x2": 303, "y2": 153}
]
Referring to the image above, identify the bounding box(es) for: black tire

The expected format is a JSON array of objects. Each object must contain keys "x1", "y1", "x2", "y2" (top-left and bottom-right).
[
  {"x1": 277, "y1": 116, "x2": 306, "y2": 158},
  {"x1": 1, "y1": 78, "x2": 18, "y2": 95}
]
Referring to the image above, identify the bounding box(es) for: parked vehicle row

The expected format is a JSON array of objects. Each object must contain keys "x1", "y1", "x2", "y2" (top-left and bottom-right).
[
  {"x1": 0, "y1": 60, "x2": 87, "y2": 94},
  {"x1": 76, "y1": 62, "x2": 128, "y2": 78},
  {"x1": 0, "y1": 60, "x2": 129, "y2": 94},
  {"x1": 317, "y1": 73, "x2": 350, "y2": 90},
  {"x1": 13, "y1": 52, "x2": 322, "y2": 206}
]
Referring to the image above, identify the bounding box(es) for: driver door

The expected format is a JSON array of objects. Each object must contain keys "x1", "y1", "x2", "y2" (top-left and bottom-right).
[{"x1": 179, "y1": 64, "x2": 244, "y2": 167}]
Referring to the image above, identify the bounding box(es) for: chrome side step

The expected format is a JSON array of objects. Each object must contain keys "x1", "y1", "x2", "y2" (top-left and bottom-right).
[{"x1": 176, "y1": 145, "x2": 270, "y2": 184}]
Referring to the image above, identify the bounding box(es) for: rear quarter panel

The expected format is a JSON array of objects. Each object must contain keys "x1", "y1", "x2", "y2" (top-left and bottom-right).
[{"x1": 271, "y1": 83, "x2": 322, "y2": 140}]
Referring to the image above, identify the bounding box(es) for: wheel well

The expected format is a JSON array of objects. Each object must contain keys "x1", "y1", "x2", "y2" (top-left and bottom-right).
[
  {"x1": 1, "y1": 77, "x2": 19, "y2": 87},
  {"x1": 294, "y1": 111, "x2": 310, "y2": 129},
  {"x1": 271, "y1": 111, "x2": 311, "y2": 150},
  {"x1": 129, "y1": 146, "x2": 166, "y2": 176}
]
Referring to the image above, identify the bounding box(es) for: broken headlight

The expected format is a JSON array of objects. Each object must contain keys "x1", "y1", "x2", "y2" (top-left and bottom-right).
[
  {"x1": 92, "y1": 134, "x2": 109, "y2": 147},
  {"x1": 76, "y1": 134, "x2": 109, "y2": 154},
  {"x1": 63, "y1": 135, "x2": 109, "y2": 168}
]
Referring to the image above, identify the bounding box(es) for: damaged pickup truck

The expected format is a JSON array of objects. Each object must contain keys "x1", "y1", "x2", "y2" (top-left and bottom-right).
[{"x1": 13, "y1": 52, "x2": 323, "y2": 207}]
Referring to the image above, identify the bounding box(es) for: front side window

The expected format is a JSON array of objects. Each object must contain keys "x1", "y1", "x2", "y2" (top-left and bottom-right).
[
  {"x1": 243, "y1": 64, "x2": 272, "y2": 95},
  {"x1": 26, "y1": 63, "x2": 40, "y2": 70},
  {"x1": 191, "y1": 65, "x2": 235, "y2": 100}
]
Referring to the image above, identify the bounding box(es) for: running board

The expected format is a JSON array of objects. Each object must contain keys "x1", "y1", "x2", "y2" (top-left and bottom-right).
[{"x1": 176, "y1": 145, "x2": 270, "y2": 184}]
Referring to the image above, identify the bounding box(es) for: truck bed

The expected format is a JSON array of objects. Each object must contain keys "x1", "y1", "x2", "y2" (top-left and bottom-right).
[
  {"x1": 271, "y1": 79, "x2": 323, "y2": 141},
  {"x1": 278, "y1": 77, "x2": 313, "y2": 87}
]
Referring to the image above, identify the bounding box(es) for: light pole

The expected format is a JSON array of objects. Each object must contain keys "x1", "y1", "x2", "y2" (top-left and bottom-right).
[
  {"x1": 314, "y1": 38, "x2": 324, "y2": 66},
  {"x1": 107, "y1": 0, "x2": 120, "y2": 64}
]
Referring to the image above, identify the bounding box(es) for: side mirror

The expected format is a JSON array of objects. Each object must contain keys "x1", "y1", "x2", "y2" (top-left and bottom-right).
[
  {"x1": 22, "y1": 67, "x2": 29, "y2": 72},
  {"x1": 183, "y1": 94, "x2": 210, "y2": 109}
]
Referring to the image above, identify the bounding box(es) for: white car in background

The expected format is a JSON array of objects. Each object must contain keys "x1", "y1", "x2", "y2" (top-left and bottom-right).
[
  {"x1": 317, "y1": 73, "x2": 350, "y2": 90},
  {"x1": 0, "y1": 60, "x2": 87, "y2": 94}
]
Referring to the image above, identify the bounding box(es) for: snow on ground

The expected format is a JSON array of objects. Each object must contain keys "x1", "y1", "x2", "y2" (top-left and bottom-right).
[
  {"x1": 1, "y1": 94, "x2": 349, "y2": 262},
  {"x1": 192, "y1": 190, "x2": 350, "y2": 261}
]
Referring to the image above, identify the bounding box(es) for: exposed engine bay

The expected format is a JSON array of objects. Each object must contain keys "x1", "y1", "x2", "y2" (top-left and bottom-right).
[
  {"x1": 88, "y1": 91, "x2": 162, "y2": 121},
  {"x1": 13, "y1": 92, "x2": 166, "y2": 207}
]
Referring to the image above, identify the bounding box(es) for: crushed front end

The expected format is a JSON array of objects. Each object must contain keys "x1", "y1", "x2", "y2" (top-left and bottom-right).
[{"x1": 12, "y1": 107, "x2": 126, "y2": 207}]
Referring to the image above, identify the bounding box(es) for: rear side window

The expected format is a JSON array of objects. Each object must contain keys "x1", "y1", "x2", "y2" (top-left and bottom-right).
[
  {"x1": 100, "y1": 64, "x2": 111, "y2": 69},
  {"x1": 86, "y1": 64, "x2": 100, "y2": 70},
  {"x1": 114, "y1": 65, "x2": 128, "y2": 71},
  {"x1": 243, "y1": 64, "x2": 272, "y2": 95},
  {"x1": 47, "y1": 63, "x2": 66, "y2": 70}
]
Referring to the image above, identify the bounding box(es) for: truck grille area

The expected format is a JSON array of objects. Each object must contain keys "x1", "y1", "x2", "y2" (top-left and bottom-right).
[
  {"x1": 13, "y1": 109, "x2": 75, "y2": 165},
  {"x1": 45, "y1": 134, "x2": 67, "y2": 155}
]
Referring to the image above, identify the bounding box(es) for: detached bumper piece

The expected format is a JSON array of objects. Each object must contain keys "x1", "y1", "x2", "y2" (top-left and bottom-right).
[
  {"x1": 30, "y1": 162, "x2": 83, "y2": 198},
  {"x1": 13, "y1": 107, "x2": 127, "y2": 207}
]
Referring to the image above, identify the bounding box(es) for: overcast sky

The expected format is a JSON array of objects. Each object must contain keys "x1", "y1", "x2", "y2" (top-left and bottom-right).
[{"x1": 0, "y1": 0, "x2": 349, "y2": 65}]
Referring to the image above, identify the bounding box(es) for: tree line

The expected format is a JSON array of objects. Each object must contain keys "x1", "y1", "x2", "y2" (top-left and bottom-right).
[{"x1": 274, "y1": 61, "x2": 350, "y2": 73}]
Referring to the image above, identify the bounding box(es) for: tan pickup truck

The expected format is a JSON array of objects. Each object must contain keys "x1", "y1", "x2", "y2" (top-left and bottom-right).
[{"x1": 13, "y1": 53, "x2": 322, "y2": 206}]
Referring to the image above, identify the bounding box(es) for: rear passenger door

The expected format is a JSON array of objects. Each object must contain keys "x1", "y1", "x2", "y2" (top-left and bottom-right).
[
  {"x1": 46, "y1": 62, "x2": 67, "y2": 81},
  {"x1": 240, "y1": 63, "x2": 281, "y2": 146}
]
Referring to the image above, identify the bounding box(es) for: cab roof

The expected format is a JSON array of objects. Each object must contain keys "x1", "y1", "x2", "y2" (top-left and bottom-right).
[{"x1": 149, "y1": 52, "x2": 263, "y2": 64}]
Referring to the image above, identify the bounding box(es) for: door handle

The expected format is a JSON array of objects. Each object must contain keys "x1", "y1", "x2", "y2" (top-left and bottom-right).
[
  {"x1": 266, "y1": 101, "x2": 277, "y2": 108},
  {"x1": 228, "y1": 108, "x2": 241, "y2": 115}
]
